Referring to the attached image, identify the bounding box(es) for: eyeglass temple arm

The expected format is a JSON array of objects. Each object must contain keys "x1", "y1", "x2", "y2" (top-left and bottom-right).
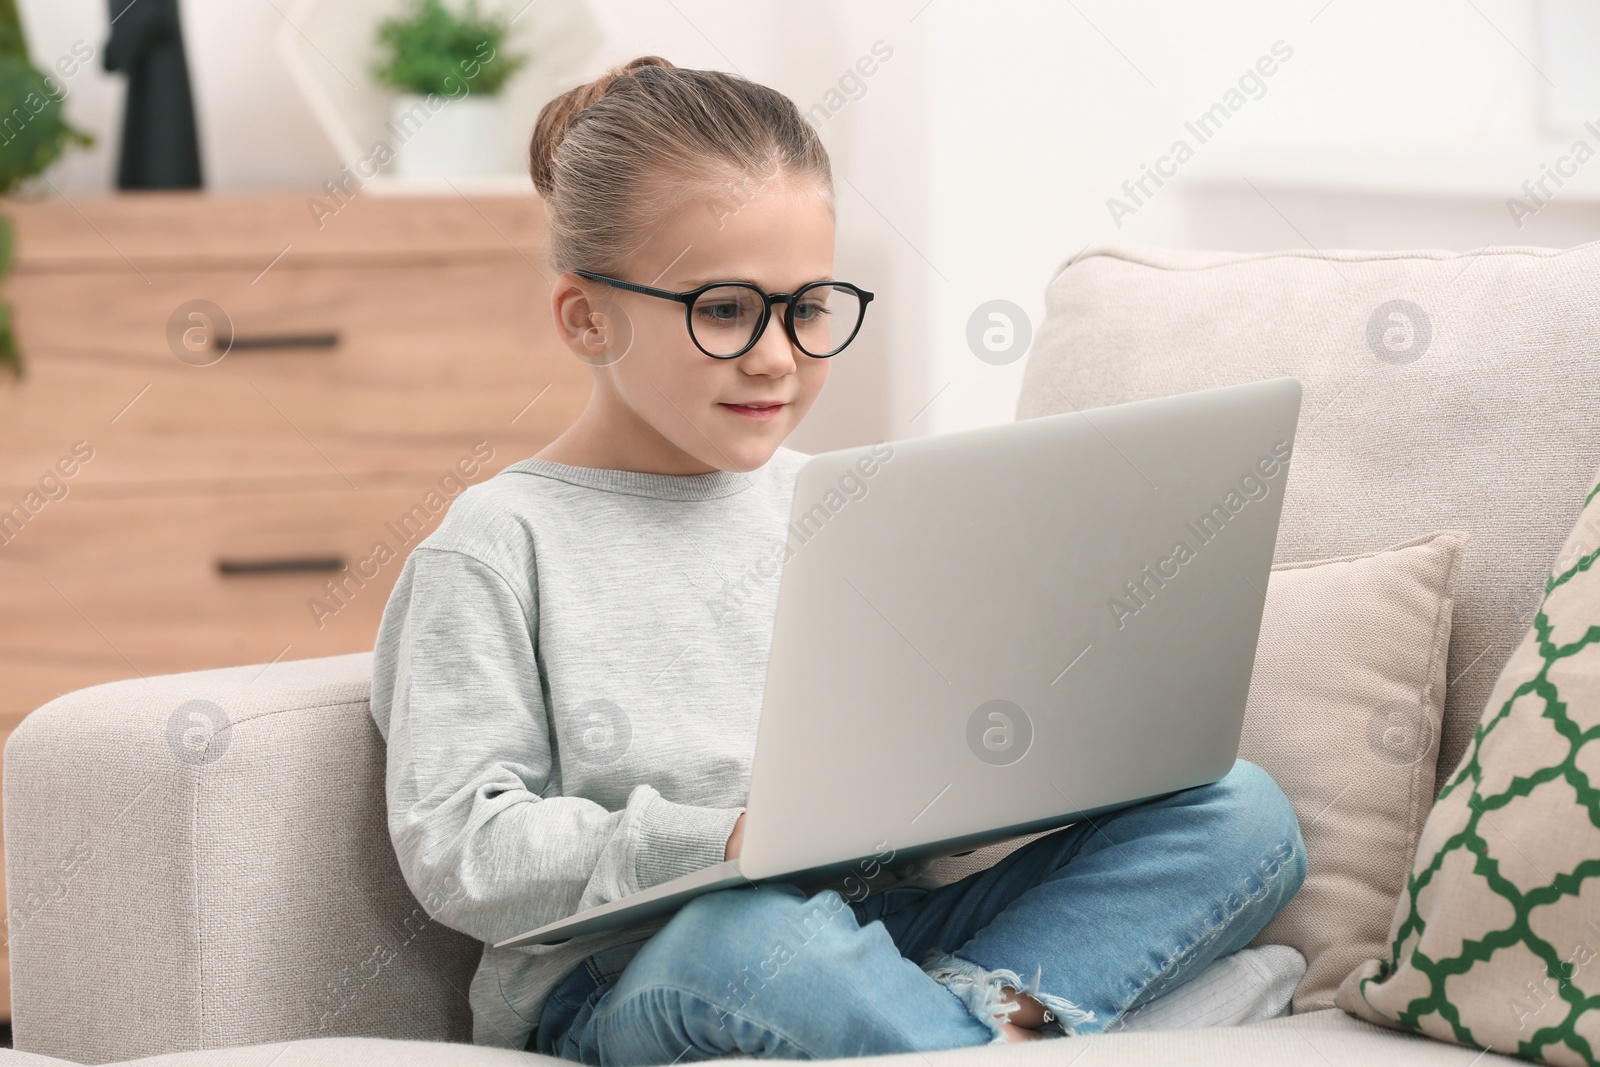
[{"x1": 572, "y1": 271, "x2": 690, "y2": 304}]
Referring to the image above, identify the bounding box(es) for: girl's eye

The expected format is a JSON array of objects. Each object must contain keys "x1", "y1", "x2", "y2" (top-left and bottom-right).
[
  {"x1": 793, "y1": 299, "x2": 831, "y2": 324},
  {"x1": 692, "y1": 288, "x2": 761, "y2": 329}
]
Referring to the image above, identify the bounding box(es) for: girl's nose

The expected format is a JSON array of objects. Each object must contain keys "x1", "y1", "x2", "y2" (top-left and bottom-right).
[{"x1": 741, "y1": 307, "x2": 803, "y2": 371}]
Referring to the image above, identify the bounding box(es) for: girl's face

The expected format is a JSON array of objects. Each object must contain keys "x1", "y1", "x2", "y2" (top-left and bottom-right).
[{"x1": 550, "y1": 175, "x2": 837, "y2": 475}]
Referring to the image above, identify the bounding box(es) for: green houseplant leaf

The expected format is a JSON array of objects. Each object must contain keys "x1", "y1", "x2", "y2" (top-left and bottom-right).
[
  {"x1": 373, "y1": 0, "x2": 529, "y2": 98},
  {"x1": 0, "y1": 58, "x2": 95, "y2": 195},
  {"x1": 0, "y1": 0, "x2": 23, "y2": 61},
  {"x1": 0, "y1": 0, "x2": 95, "y2": 377}
]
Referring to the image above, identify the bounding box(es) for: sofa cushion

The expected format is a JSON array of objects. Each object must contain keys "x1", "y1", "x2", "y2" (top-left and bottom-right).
[
  {"x1": 82, "y1": 1009, "x2": 1529, "y2": 1065},
  {"x1": 924, "y1": 531, "x2": 1466, "y2": 1015},
  {"x1": 1336, "y1": 462, "x2": 1600, "y2": 1066},
  {"x1": 1113, "y1": 944, "x2": 1305, "y2": 1030},
  {"x1": 1014, "y1": 241, "x2": 1600, "y2": 798},
  {"x1": 1242, "y1": 531, "x2": 1465, "y2": 1013},
  {"x1": 2, "y1": 652, "x2": 482, "y2": 1064},
  {"x1": 0, "y1": 1051, "x2": 85, "y2": 1066}
]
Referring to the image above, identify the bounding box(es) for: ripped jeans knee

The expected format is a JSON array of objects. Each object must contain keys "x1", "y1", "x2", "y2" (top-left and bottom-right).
[{"x1": 918, "y1": 948, "x2": 1098, "y2": 1042}]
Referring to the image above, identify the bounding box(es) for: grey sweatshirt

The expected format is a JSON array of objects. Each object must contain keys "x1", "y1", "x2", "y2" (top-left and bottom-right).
[{"x1": 369, "y1": 444, "x2": 927, "y2": 1051}]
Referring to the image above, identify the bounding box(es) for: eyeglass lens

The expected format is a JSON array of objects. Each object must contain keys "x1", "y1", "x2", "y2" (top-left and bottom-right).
[{"x1": 690, "y1": 284, "x2": 864, "y2": 357}]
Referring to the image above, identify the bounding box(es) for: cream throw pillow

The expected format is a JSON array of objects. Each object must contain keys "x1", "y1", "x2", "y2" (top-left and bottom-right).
[
  {"x1": 1242, "y1": 530, "x2": 1466, "y2": 1012},
  {"x1": 1336, "y1": 466, "x2": 1600, "y2": 1066},
  {"x1": 920, "y1": 530, "x2": 1468, "y2": 1016}
]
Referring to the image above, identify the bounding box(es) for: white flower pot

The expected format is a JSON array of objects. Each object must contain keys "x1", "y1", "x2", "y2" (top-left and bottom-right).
[{"x1": 388, "y1": 93, "x2": 510, "y2": 179}]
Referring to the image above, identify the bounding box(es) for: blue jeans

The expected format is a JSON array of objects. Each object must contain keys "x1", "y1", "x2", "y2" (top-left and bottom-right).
[{"x1": 532, "y1": 758, "x2": 1306, "y2": 1064}]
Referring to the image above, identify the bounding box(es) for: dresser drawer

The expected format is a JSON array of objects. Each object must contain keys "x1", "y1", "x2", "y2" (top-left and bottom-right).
[
  {"x1": 8, "y1": 259, "x2": 559, "y2": 382},
  {"x1": 0, "y1": 261, "x2": 587, "y2": 487},
  {"x1": 0, "y1": 348, "x2": 583, "y2": 490},
  {"x1": 0, "y1": 478, "x2": 503, "y2": 690}
]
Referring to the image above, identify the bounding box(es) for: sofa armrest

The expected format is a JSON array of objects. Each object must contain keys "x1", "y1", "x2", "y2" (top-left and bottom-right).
[{"x1": 3, "y1": 653, "x2": 481, "y2": 1065}]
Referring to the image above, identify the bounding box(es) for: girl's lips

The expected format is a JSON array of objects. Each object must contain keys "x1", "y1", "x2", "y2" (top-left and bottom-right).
[{"x1": 720, "y1": 402, "x2": 786, "y2": 420}]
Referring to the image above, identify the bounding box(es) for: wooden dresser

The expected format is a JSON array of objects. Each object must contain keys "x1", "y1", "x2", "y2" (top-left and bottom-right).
[{"x1": 0, "y1": 192, "x2": 590, "y2": 1019}]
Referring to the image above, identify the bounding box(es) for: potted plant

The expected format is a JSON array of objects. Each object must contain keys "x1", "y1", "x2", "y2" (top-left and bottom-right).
[
  {"x1": 0, "y1": 0, "x2": 93, "y2": 376},
  {"x1": 373, "y1": 0, "x2": 529, "y2": 179}
]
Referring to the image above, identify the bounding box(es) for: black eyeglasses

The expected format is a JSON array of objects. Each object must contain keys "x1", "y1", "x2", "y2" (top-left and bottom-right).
[{"x1": 573, "y1": 270, "x2": 875, "y2": 359}]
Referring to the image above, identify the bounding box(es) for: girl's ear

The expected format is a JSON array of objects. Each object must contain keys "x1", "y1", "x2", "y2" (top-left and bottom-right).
[{"x1": 551, "y1": 274, "x2": 632, "y2": 367}]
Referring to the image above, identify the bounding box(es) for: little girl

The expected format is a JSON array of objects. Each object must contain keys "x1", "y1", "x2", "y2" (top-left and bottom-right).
[{"x1": 369, "y1": 55, "x2": 1308, "y2": 1065}]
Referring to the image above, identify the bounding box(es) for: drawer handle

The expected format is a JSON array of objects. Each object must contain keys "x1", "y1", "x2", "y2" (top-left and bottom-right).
[
  {"x1": 217, "y1": 555, "x2": 346, "y2": 576},
  {"x1": 229, "y1": 332, "x2": 341, "y2": 352}
]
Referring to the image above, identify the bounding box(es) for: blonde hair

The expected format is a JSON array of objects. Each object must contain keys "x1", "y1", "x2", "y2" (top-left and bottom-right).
[{"x1": 529, "y1": 55, "x2": 833, "y2": 275}]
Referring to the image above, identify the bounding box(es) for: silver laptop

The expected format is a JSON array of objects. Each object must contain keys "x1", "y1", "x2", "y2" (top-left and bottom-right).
[{"x1": 496, "y1": 375, "x2": 1302, "y2": 949}]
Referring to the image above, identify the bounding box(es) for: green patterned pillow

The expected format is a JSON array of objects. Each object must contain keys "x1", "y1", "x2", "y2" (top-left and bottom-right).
[{"x1": 1336, "y1": 464, "x2": 1600, "y2": 1066}]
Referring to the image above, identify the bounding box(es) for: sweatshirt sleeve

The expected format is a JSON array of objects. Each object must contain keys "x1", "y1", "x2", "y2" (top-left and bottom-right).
[{"x1": 369, "y1": 544, "x2": 744, "y2": 947}]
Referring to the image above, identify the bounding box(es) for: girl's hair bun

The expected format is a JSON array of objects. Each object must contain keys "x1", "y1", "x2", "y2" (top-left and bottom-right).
[
  {"x1": 529, "y1": 55, "x2": 676, "y2": 197},
  {"x1": 528, "y1": 55, "x2": 831, "y2": 276}
]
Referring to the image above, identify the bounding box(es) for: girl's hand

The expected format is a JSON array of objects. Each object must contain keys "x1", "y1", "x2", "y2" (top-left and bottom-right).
[{"x1": 724, "y1": 812, "x2": 746, "y2": 861}]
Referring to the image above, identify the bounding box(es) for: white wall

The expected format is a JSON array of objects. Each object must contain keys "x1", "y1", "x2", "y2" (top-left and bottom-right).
[
  {"x1": 15, "y1": 0, "x2": 126, "y2": 193},
  {"x1": 16, "y1": 0, "x2": 1600, "y2": 451},
  {"x1": 920, "y1": 0, "x2": 1600, "y2": 435}
]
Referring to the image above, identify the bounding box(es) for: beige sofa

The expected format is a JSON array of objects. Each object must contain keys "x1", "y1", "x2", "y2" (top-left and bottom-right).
[{"x1": 5, "y1": 240, "x2": 1597, "y2": 1066}]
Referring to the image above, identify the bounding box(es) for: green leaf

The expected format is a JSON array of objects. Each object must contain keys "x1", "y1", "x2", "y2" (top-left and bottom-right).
[
  {"x1": 372, "y1": 0, "x2": 529, "y2": 98},
  {"x1": 0, "y1": 57, "x2": 95, "y2": 196},
  {"x1": 0, "y1": 216, "x2": 17, "y2": 377},
  {"x1": 0, "y1": 300, "x2": 19, "y2": 378},
  {"x1": 0, "y1": 0, "x2": 29, "y2": 64}
]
